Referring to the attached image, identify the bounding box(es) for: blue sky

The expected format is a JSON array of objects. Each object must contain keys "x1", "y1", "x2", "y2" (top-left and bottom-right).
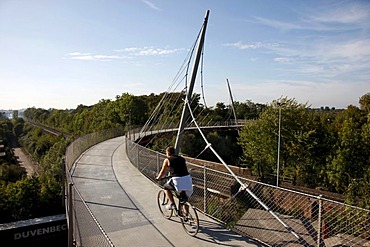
[{"x1": 1, "y1": 0, "x2": 369, "y2": 110}]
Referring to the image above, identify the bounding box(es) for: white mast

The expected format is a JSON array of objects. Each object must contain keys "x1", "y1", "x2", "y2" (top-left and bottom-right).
[
  {"x1": 227, "y1": 78, "x2": 238, "y2": 125},
  {"x1": 174, "y1": 10, "x2": 210, "y2": 155}
]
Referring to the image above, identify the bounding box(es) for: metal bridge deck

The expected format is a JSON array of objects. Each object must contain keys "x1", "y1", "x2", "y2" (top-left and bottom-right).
[{"x1": 71, "y1": 136, "x2": 260, "y2": 247}]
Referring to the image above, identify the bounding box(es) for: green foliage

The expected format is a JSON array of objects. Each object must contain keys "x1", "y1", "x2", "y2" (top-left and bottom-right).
[
  {"x1": 238, "y1": 112, "x2": 276, "y2": 177},
  {"x1": 0, "y1": 177, "x2": 64, "y2": 223},
  {"x1": 180, "y1": 132, "x2": 203, "y2": 157},
  {"x1": 234, "y1": 100, "x2": 266, "y2": 120},
  {"x1": 0, "y1": 165, "x2": 26, "y2": 182},
  {"x1": 0, "y1": 117, "x2": 67, "y2": 223},
  {"x1": 359, "y1": 93, "x2": 370, "y2": 113},
  {"x1": 19, "y1": 125, "x2": 58, "y2": 162},
  {"x1": 238, "y1": 93, "x2": 370, "y2": 207},
  {"x1": 41, "y1": 137, "x2": 70, "y2": 179},
  {"x1": 12, "y1": 117, "x2": 25, "y2": 138}
]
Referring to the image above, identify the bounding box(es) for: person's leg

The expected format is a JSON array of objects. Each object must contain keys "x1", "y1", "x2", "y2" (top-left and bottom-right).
[
  {"x1": 182, "y1": 190, "x2": 192, "y2": 215},
  {"x1": 164, "y1": 189, "x2": 174, "y2": 205},
  {"x1": 183, "y1": 204, "x2": 189, "y2": 216},
  {"x1": 163, "y1": 180, "x2": 175, "y2": 208}
]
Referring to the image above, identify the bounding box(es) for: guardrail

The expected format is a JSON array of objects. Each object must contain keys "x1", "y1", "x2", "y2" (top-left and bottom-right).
[
  {"x1": 64, "y1": 128, "x2": 125, "y2": 247},
  {"x1": 126, "y1": 135, "x2": 370, "y2": 247}
]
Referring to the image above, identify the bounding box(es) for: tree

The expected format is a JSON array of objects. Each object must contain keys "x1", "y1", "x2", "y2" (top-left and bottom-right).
[
  {"x1": 359, "y1": 92, "x2": 370, "y2": 113},
  {"x1": 13, "y1": 121, "x2": 24, "y2": 138},
  {"x1": 12, "y1": 110, "x2": 18, "y2": 119},
  {"x1": 238, "y1": 97, "x2": 324, "y2": 185},
  {"x1": 234, "y1": 100, "x2": 265, "y2": 120},
  {"x1": 325, "y1": 105, "x2": 369, "y2": 193},
  {"x1": 238, "y1": 111, "x2": 276, "y2": 178},
  {"x1": 0, "y1": 165, "x2": 26, "y2": 182}
]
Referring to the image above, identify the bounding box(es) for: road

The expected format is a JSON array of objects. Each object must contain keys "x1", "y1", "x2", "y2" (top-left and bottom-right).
[
  {"x1": 13, "y1": 147, "x2": 38, "y2": 176},
  {"x1": 8, "y1": 130, "x2": 38, "y2": 177}
]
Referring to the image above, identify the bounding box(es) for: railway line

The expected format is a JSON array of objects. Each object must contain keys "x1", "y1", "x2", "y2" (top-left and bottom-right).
[{"x1": 25, "y1": 120, "x2": 73, "y2": 138}]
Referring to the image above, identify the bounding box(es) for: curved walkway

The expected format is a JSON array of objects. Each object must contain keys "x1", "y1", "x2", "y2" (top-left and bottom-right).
[{"x1": 71, "y1": 136, "x2": 261, "y2": 247}]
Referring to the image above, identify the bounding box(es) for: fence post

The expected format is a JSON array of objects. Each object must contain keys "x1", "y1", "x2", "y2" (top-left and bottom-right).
[
  {"x1": 317, "y1": 195, "x2": 323, "y2": 247},
  {"x1": 68, "y1": 183, "x2": 74, "y2": 247},
  {"x1": 137, "y1": 144, "x2": 140, "y2": 169},
  {"x1": 203, "y1": 164, "x2": 208, "y2": 214},
  {"x1": 62, "y1": 158, "x2": 66, "y2": 208}
]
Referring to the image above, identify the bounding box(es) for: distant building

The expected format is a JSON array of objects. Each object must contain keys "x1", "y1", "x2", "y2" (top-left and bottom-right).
[{"x1": 0, "y1": 109, "x2": 25, "y2": 119}]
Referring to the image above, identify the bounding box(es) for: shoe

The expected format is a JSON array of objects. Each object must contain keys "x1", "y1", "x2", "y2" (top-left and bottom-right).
[{"x1": 166, "y1": 203, "x2": 175, "y2": 210}]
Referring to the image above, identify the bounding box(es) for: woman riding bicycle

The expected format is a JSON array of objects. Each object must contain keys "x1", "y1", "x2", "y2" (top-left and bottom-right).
[{"x1": 156, "y1": 146, "x2": 193, "y2": 210}]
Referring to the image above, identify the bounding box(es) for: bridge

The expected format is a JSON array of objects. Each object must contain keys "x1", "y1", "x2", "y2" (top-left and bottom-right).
[{"x1": 64, "y1": 128, "x2": 370, "y2": 247}]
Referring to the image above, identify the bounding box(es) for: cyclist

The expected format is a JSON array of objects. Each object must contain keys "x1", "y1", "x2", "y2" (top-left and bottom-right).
[{"x1": 156, "y1": 146, "x2": 193, "y2": 210}]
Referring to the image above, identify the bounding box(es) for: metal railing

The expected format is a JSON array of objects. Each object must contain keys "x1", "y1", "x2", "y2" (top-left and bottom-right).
[
  {"x1": 66, "y1": 182, "x2": 114, "y2": 247},
  {"x1": 126, "y1": 137, "x2": 370, "y2": 247},
  {"x1": 65, "y1": 128, "x2": 125, "y2": 247}
]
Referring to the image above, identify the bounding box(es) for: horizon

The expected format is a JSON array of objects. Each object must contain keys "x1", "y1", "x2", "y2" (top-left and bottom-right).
[{"x1": 1, "y1": 1, "x2": 369, "y2": 110}]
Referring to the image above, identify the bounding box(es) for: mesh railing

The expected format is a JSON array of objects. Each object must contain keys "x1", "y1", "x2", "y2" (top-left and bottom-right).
[
  {"x1": 68, "y1": 182, "x2": 114, "y2": 247},
  {"x1": 65, "y1": 128, "x2": 125, "y2": 247},
  {"x1": 126, "y1": 137, "x2": 370, "y2": 247}
]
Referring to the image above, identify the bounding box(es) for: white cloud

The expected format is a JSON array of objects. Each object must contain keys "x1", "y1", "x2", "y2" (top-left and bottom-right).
[
  {"x1": 71, "y1": 55, "x2": 94, "y2": 61},
  {"x1": 230, "y1": 37, "x2": 370, "y2": 79},
  {"x1": 223, "y1": 41, "x2": 278, "y2": 50},
  {"x1": 274, "y1": 57, "x2": 292, "y2": 63},
  {"x1": 218, "y1": 79, "x2": 367, "y2": 109},
  {"x1": 65, "y1": 46, "x2": 182, "y2": 63},
  {"x1": 138, "y1": 47, "x2": 179, "y2": 56},
  {"x1": 115, "y1": 48, "x2": 138, "y2": 53},
  {"x1": 65, "y1": 52, "x2": 126, "y2": 61},
  {"x1": 68, "y1": 52, "x2": 91, "y2": 56},
  {"x1": 252, "y1": 2, "x2": 370, "y2": 33},
  {"x1": 315, "y1": 40, "x2": 370, "y2": 61},
  {"x1": 252, "y1": 16, "x2": 302, "y2": 31},
  {"x1": 93, "y1": 55, "x2": 124, "y2": 60},
  {"x1": 142, "y1": 0, "x2": 161, "y2": 11},
  {"x1": 115, "y1": 47, "x2": 183, "y2": 56},
  {"x1": 309, "y1": 2, "x2": 370, "y2": 25}
]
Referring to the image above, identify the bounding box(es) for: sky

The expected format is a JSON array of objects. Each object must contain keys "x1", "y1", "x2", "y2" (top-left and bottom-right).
[{"x1": 0, "y1": 0, "x2": 369, "y2": 110}]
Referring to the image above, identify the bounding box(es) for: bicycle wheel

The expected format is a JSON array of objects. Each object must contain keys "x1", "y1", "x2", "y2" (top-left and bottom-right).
[
  {"x1": 157, "y1": 190, "x2": 173, "y2": 219},
  {"x1": 180, "y1": 202, "x2": 199, "y2": 236}
]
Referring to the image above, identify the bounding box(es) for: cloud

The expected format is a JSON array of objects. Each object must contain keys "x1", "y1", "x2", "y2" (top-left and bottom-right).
[
  {"x1": 65, "y1": 46, "x2": 182, "y2": 63},
  {"x1": 274, "y1": 57, "x2": 292, "y2": 63},
  {"x1": 316, "y1": 39, "x2": 370, "y2": 61},
  {"x1": 221, "y1": 79, "x2": 367, "y2": 109},
  {"x1": 65, "y1": 52, "x2": 127, "y2": 61},
  {"x1": 251, "y1": 2, "x2": 370, "y2": 33},
  {"x1": 142, "y1": 0, "x2": 161, "y2": 11},
  {"x1": 252, "y1": 16, "x2": 302, "y2": 31},
  {"x1": 223, "y1": 41, "x2": 279, "y2": 50},
  {"x1": 308, "y1": 2, "x2": 370, "y2": 25},
  {"x1": 67, "y1": 52, "x2": 91, "y2": 56},
  {"x1": 115, "y1": 47, "x2": 183, "y2": 56}
]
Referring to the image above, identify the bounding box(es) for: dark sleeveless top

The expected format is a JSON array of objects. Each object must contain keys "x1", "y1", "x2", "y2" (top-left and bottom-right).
[{"x1": 168, "y1": 155, "x2": 189, "y2": 177}]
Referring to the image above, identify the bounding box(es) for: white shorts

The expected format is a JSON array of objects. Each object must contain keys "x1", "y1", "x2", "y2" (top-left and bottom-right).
[{"x1": 169, "y1": 175, "x2": 193, "y2": 198}]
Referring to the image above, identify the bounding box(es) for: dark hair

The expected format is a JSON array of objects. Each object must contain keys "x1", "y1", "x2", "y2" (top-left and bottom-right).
[{"x1": 166, "y1": 146, "x2": 175, "y2": 155}]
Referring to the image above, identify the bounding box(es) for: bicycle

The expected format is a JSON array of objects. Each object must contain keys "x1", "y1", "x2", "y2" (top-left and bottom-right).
[{"x1": 156, "y1": 176, "x2": 199, "y2": 236}]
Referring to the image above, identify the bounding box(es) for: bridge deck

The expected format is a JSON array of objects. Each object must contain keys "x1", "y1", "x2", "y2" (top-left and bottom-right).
[{"x1": 71, "y1": 136, "x2": 260, "y2": 247}]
